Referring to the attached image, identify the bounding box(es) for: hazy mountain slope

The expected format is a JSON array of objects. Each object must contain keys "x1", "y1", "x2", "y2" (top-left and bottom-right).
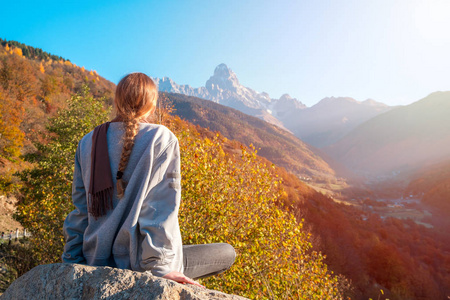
[
  {"x1": 406, "y1": 160, "x2": 450, "y2": 214},
  {"x1": 325, "y1": 91, "x2": 450, "y2": 176},
  {"x1": 164, "y1": 92, "x2": 336, "y2": 179},
  {"x1": 283, "y1": 97, "x2": 392, "y2": 148}
]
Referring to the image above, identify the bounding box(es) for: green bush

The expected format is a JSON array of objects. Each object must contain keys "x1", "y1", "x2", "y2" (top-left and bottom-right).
[{"x1": 15, "y1": 86, "x2": 110, "y2": 263}]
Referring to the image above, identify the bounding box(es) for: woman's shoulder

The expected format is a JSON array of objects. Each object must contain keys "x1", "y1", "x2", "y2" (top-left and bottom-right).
[
  {"x1": 138, "y1": 123, "x2": 178, "y2": 142},
  {"x1": 131, "y1": 123, "x2": 179, "y2": 158}
]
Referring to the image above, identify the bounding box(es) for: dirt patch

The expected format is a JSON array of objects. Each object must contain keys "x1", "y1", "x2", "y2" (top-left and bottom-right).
[{"x1": 0, "y1": 195, "x2": 23, "y2": 233}]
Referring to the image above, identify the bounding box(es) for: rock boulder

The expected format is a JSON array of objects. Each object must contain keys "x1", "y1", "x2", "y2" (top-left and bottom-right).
[{"x1": 1, "y1": 263, "x2": 247, "y2": 300}]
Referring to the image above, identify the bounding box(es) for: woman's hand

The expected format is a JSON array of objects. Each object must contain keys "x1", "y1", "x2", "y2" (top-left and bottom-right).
[{"x1": 162, "y1": 271, "x2": 205, "y2": 288}]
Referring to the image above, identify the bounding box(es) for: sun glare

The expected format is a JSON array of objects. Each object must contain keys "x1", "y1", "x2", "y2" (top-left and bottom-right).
[{"x1": 412, "y1": 0, "x2": 450, "y2": 40}]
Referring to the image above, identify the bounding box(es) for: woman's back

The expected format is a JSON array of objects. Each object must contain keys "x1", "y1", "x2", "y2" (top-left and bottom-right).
[{"x1": 63, "y1": 122, "x2": 184, "y2": 276}]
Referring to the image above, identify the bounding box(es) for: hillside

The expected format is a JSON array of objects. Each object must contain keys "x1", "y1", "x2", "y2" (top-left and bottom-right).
[
  {"x1": 0, "y1": 38, "x2": 114, "y2": 159},
  {"x1": 160, "y1": 93, "x2": 450, "y2": 300},
  {"x1": 406, "y1": 160, "x2": 450, "y2": 214},
  {"x1": 163, "y1": 92, "x2": 337, "y2": 180},
  {"x1": 325, "y1": 91, "x2": 450, "y2": 176},
  {"x1": 284, "y1": 97, "x2": 392, "y2": 148}
]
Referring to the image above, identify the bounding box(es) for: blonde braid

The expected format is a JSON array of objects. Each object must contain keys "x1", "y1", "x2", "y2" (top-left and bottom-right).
[
  {"x1": 113, "y1": 72, "x2": 158, "y2": 198},
  {"x1": 116, "y1": 117, "x2": 140, "y2": 198}
]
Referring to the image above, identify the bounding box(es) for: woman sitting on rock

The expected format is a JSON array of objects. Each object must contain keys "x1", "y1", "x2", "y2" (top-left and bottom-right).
[{"x1": 62, "y1": 72, "x2": 235, "y2": 287}]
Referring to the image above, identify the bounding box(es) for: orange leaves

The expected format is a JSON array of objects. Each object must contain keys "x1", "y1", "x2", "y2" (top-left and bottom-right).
[
  {"x1": 0, "y1": 89, "x2": 25, "y2": 158},
  {"x1": 12, "y1": 48, "x2": 23, "y2": 57}
]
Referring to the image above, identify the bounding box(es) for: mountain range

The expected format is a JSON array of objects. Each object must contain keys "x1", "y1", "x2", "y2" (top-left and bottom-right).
[
  {"x1": 286, "y1": 97, "x2": 392, "y2": 147},
  {"x1": 155, "y1": 64, "x2": 392, "y2": 148},
  {"x1": 156, "y1": 64, "x2": 292, "y2": 129},
  {"x1": 157, "y1": 64, "x2": 450, "y2": 179}
]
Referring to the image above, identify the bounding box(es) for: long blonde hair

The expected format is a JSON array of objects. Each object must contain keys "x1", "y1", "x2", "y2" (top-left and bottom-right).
[{"x1": 114, "y1": 73, "x2": 158, "y2": 197}]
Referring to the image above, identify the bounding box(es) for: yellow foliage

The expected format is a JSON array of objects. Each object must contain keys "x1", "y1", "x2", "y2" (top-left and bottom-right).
[
  {"x1": 166, "y1": 119, "x2": 344, "y2": 299},
  {"x1": 81, "y1": 66, "x2": 85, "y2": 72},
  {"x1": 39, "y1": 63, "x2": 45, "y2": 74},
  {"x1": 13, "y1": 48, "x2": 23, "y2": 56},
  {"x1": 64, "y1": 60, "x2": 72, "y2": 66},
  {"x1": 5, "y1": 44, "x2": 10, "y2": 51},
  {"x1": 0, "y1": 90, "x2": 25, "y2": 157},
  {"x1": 89, "y1": 70, "x2": 94, "y2": 76}
]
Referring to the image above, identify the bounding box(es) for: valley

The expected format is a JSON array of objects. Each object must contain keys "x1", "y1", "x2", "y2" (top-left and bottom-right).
[
  {"x1": 309, "y1": 179, "x2": 434, "y2": 228},
  {"x1": 344, "y1": 196, "x2": 432, "y2": 228}
]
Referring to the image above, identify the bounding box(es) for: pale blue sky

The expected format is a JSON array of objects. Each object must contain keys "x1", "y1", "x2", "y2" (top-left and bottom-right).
[{"x1": 1, "y1": 0, "x2": 450, "y2": 106}]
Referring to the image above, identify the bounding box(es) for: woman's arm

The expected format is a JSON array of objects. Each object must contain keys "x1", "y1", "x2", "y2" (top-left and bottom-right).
[
  {"x1": 62, "y1": 145, "x2": 88, "y2": 264},
  {"x1": 138, "y1": 138, "x2": 184, "y2": 278}
]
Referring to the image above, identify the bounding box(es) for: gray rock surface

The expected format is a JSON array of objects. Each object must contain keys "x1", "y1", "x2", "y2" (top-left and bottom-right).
[{"x1": 1, "y1": 263, "x2": 247, "y2": 300}]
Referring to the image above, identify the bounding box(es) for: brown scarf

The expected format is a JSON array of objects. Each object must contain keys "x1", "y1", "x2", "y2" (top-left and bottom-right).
[{"x1": 88, "y1": 122, "x2": 113, "y2": 219}]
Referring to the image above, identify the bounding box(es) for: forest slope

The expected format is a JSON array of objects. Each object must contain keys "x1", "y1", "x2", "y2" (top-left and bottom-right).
[
  {"x1": 406, "y1": 160, "x2": 450, "y2": 215},
  {"x1": 163, "y1": 92, "x2": 337, "y2": 180}
]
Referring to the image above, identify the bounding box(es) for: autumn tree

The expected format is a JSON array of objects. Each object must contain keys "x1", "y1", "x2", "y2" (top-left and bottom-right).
[
  {"x1": 0, "y1": 88, "x2": 24, "y2": 158},
  {"x1": 15, "y1": 86, "x2": 110, "y2": 262}
]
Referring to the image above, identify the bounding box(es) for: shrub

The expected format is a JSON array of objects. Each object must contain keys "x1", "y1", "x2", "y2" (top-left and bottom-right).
[{"x1": 15, "y1": 86, "x2": 110, "y2": 263}]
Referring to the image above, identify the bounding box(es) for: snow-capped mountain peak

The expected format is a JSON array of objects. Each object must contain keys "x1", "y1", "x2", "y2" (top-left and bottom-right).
[
  {"x1": 156, "y1": 64, "x2": 305, "y2": 129},
  {"x1": 206, "y1": 63, "x2": 240, "y2": 94}
]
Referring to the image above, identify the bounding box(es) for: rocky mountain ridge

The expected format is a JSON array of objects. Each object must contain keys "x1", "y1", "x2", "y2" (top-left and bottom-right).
[
  {"x1": 155, "y1": 64, "x2": 391, "y2": 148},
  {"x1": 155, "y1": 64, "x2": 303, "y2": 130}
]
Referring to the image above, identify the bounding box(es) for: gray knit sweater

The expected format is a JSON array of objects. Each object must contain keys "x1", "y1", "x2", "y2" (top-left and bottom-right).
[{"x1": 62, "y1": 122, "x2": 183, "y2": 277}]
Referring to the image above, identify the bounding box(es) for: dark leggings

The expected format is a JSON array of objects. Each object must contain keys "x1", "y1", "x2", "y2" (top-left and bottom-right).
[{"x1": 182, "y1": 243, "x2": 236, "y2": 280}]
